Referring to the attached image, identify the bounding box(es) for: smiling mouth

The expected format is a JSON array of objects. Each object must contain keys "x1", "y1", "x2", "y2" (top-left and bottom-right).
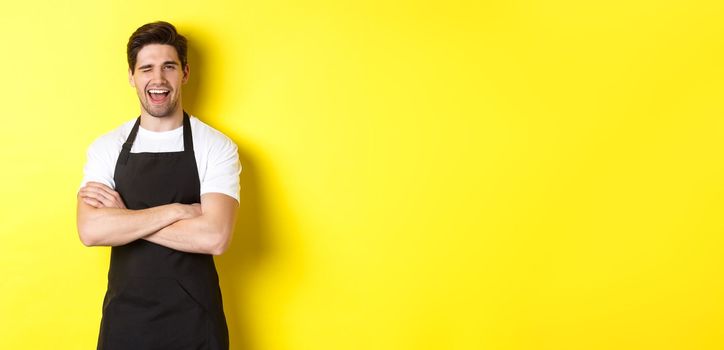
[{"x1": 147, "y1": 88, "x2": 170, "y2": 104}]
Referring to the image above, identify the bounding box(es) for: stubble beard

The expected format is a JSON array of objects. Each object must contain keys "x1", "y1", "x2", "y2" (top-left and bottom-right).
[{"x1": 140, "y1": 91, "x2": 180, "y2": 118}]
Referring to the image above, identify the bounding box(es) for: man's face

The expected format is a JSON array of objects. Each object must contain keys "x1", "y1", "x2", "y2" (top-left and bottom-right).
[{"x1": 129, "y1": 44, "x2": 189, "y2": 119}]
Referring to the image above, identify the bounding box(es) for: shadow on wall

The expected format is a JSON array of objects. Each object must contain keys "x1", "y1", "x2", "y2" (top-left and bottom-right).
[
  {"x1": 183, "y1": 31, "x2": 269, "y2": 350},
  {"x1": 181, "y1": 32, "x2": 205, "y2": 118},
  {"x1": 218, "y1": 147, "x2": 269, "y2": 350}
]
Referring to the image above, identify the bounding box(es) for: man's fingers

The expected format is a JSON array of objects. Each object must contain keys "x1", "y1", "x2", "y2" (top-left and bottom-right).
[
  {"x1": 112, "y1": 192, "x2": 126, "y2": 208},
  {"x1": 114, "y1": 193, "x2": 127, "y2": 209},
  {"x1": 84, "y1": 182, "x2": 115, "y2": 196},
  {"x1": 81, "y1": 186, "x2": 115, "y2": 203},
  {"x1": 82, "y1": 197, "x2": 104, "y2": 208},
  {"x1": 80, "y1": 186, "x2": 126, "y2": 209},
  {"x1": 82, "y1": 184, "x2": 123, "y2": 205},
  {"x1": 83, "y1": 182, "x2": 125, "y2": 208},
  {"x1": 79, "y1": 188, "x2": 117, "y2": 207},
  {"x1": 84, "y1": 183, "x2": 118, "y2": 201},
  {"x1": 80, "y1": 190, "x2": 114, "y2": 207}
]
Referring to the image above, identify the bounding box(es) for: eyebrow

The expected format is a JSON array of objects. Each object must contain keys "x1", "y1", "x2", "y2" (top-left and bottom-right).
[{"x1": 137, "y1": 61, "x2": 180, "y2": 70}]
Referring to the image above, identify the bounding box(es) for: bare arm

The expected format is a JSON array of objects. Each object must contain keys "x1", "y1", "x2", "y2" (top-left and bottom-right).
[
  {"x1": 142, "y1": 193, "x2": 238, "y2": 256},
  {"x1": 76, "y1": 182, "x2": 201, "y2": 247}
]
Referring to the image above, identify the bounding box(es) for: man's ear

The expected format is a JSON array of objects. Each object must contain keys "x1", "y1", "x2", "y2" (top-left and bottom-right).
[
  {"x1": 182, "y1": 64, "x2": 190, "y2": 84},
  {"x1": 128, "y1": 68, "x2": 135, "y2": 87}
]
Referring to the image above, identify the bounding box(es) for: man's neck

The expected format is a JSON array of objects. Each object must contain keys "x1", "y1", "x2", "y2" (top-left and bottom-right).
[{"x1": 139, "y1": 108, "x2": 184, "y2": 132}]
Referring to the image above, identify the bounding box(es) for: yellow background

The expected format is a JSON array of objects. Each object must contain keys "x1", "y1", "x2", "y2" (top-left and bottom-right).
[{"x1": 1, "y1": 0, "x2": 723, "y2": 349}]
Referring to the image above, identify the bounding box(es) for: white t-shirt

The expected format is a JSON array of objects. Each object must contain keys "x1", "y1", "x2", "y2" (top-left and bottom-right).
[{"x1": 80, "y1": 115, "x2": 241, "y2": 202}]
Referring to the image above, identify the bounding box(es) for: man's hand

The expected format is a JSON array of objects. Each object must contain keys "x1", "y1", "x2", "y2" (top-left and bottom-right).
[
  {"x1": 79, "y1": 182, "x2": 126, "y2": 209},
  {"x1": 175, "y1": 203, "x2": 203, "y2": 220},
  {"x1": 143, "y1": 193, "x2": 238, "y2": 255},
  {"x1": 78, "y1": 181, "x2": 202, "y2": 218},
  {"x1": 76, "y1": 182, "x2": 204, "y2": 247}
]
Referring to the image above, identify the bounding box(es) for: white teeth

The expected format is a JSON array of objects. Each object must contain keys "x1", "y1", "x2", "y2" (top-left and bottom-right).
[{"x1": 148, "y1": 89, "x2": 169, "y2": 94}]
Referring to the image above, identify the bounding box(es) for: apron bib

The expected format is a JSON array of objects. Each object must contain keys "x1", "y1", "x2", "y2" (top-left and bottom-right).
[{"x1": 97, "y1": 113, "x2": 229, "y2": 350}]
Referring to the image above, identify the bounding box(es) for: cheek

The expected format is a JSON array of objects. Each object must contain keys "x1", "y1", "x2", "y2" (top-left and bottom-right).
[
  {"x1": 134, "y1": 78, "x2": 147, "y2": 90},
  {"x1": 167, "y1": 72, "x2": 183, "y2": 83},
  {"x1": 135, "y1": 84, "x2": 146, "y2": 97}
]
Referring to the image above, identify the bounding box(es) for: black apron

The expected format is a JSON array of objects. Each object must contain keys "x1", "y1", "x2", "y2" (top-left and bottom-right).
[{"x1": 97, "y1": 112, "x2": 229, "y2": 350}]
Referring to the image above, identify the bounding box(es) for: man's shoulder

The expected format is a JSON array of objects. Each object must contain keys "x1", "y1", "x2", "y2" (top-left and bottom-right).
[
  {"x1": 87, "y1": 118, "x2": 137, "y2": 152},
  {"x1": 189, "y1": 115, "x2": 237, "y2": 150}
]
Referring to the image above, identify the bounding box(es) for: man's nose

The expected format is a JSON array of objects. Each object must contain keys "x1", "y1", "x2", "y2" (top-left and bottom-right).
[{"x1": 151, "y1": 68, "x2": 165, "y2": 82}]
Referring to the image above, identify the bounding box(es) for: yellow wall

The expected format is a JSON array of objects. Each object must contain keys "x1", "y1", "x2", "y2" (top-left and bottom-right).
[{"x1": 1, "y1": 0, "x2": 724, "y2": 349}]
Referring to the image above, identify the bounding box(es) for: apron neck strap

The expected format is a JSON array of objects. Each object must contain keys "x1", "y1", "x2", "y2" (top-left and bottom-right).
[
  {"x1": 182, "y1": 111, "x2": 194, "y2": 153},
  {"x1": 118, "y1": 111, "x2": 193, "y2": 166}
]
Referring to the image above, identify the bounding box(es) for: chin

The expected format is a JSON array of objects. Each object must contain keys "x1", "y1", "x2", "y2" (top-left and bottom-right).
[{"x1": 144, "y1": 103, "x2": 177, "y2": 118}]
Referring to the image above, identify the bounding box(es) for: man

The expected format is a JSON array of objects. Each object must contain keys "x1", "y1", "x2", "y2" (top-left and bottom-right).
[{"x1": 77, "y1": 21, "x2": 239, "y2": 349}]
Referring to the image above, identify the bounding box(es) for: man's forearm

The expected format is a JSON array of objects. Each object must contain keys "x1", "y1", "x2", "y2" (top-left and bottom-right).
[
  {"x1": 143, "y1": 216, "x2": 222, "y2": 255},
  {"x1": 77, "y1": 184, "x2": 235, "y2": 253},
  {"x1": 77, "y1": 202, "x2": 187, "y2": 247},
  {"x1": 143, "y1": 193, "x2": 237, "y2": 255}
]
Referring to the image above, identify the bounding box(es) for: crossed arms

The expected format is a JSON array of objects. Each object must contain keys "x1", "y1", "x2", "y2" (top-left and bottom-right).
[{"x1": 76, "y1": 182, "x2": 238, "y2": 255}]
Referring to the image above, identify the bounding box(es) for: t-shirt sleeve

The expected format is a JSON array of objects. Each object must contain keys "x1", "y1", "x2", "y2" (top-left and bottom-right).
[
  {"x1": 79, "y1": 136, "x2": 117, "y2": 190},
  {"x1": 201, "y1": 135, "x2": 241, "y2": 202}
]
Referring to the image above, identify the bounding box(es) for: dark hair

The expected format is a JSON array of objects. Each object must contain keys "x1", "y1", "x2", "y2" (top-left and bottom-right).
[{"x1": 127, "y1": 21, "x2": 188, "y2": 73}]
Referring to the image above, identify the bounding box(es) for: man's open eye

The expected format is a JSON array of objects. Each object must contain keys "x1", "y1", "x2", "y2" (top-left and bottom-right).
[{"x1": 164, "y1": 65, "x2": 175, "y2": 70}]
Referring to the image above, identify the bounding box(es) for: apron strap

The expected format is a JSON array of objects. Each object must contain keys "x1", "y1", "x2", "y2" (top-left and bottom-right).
[
  {"x1": 118, "y1": 112, "x2": 193, "y2": 165},
  {"x1": 182, "y1": 111, "x2": 194, "y2": 153},
  {"x1": 119, "y1": 117, "x2": 141, "y2": 166}
]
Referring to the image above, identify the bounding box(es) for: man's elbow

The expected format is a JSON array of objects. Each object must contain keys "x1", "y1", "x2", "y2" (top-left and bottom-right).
[
  {"x1": 208, "y1": 240, "x2": 230, "y2": 256},
  {"x1": 77, "y1": 204, "x2": 104, "y2": 247},
  {"x1": 77, "y1": 221, "x2": 102, "y2": 247},
  {"x1": 207, "y1": 230, "x2": 232, "y2": 256},
  {"x1": 78, "y1": 228, "x2": 99, "y2": 247}
]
